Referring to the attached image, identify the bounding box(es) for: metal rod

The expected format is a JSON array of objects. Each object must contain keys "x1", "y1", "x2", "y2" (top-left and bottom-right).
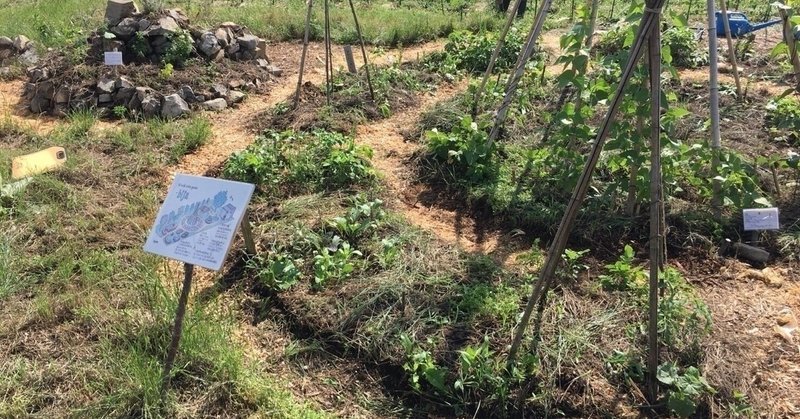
[{"x1": 707, "y1": 0, "x2": 722, "y2": 215}]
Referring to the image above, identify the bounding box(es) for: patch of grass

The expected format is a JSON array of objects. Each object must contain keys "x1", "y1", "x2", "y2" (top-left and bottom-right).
[
  {"x1": 0, "y1": 0, "x2": 103, "y2": 47},
  {"x1": 169, "y1": 117, "x2": 212, "y2": 162},
  {"x1": 0, "y1": 117, "x2": 326, "y2": 417},
  {"x1": 0, "y1": 236, "x2": 20, "y2": 300}
]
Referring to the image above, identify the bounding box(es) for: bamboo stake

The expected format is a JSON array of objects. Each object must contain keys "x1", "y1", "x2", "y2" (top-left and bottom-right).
[
  {"x1": 779, "y1": 9, "x2": 800, "y2": 88},
  {"x1": 347, "y1": 0, "x2": 376, "y2": 101},
  {"x1": 323, "y1": 0, "x2": 332, "y2": 106},
  {"x1": 507, "y1": 0, "x2": 667, "y2": 366},
  {"x1": 472, "y1": 0, "x2": 527, "y2": 116},
  {"x1": 585, "y1": 0, "x2": 600, "y2": 48},
  {"x1": 707, "y1": 0, "x2": 722, "y2": 216},
  {"x1": 626, "y1": 116, "x2": 645, "y2": 217},
  {"x1": 646, "y1": 14, "x2": 663, "y2": 403},
  {"x1": 488, "y1": 0, "x2": 555, "y2": 145},
  {"x1": 718, "y1": 0, "x2": 742, "y2": 98},
  {"x1": 294, "y1": 0, "x2": 315, "y2": 108}
]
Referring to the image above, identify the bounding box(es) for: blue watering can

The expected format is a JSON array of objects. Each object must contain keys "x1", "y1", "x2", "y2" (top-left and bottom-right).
[{"x1": 715, "y1": 11, "x2": 782, "y2": 38}]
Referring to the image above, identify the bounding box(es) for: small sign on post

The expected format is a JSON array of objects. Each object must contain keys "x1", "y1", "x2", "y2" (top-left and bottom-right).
[
  {"x1": 742, "y1": 207, "x2": 780, "y2": 231},
  {"x1": 104, "y1": 51, "x2": 124, "y2": 66},
  {"x1": 144, "y1": 173, "x2": 255, "y2": 398}
]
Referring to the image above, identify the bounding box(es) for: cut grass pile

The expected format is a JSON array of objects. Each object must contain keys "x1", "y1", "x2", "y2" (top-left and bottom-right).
[{"x1": 0, "y1": 114, "x2": 323, "y2": 417}]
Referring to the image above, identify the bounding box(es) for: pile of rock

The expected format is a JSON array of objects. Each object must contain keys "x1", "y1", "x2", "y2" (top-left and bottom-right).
[
  {"x1": 23, "y1": 70, "x2": 256, "y2": 118},
  {"x1": 20, "y1": 0, "x2": 282, "y2": 118},
  {"x1": 95, "y1": 0, "x2": 270, "y2": 64},
  {"x1": 0, "y1": 35, "x2": 39, "y2": 73}
]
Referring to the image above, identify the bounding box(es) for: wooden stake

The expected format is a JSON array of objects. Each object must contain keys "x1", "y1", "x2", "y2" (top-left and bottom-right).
[
  {"x1": 240, "y1": 209, "x2": 256, "y2": 255},
  {"x1": 718, "y1": 0, "x2": 743, "y2": 98},
  {"x1": 347, "y1": 0, "x2": 376, "y2": 101},
  {"x1": 294, "y1": 0, "x2": 315, "y2": 108},
  {"x1": 344, "y1": 45, "x2": 357, "y2": 73},
  {"x1": 646, "y1": 13, "x2": 663, "y2": 403},
  {"x1": 507, "y1": 0, "x2": 667, "y2": 366},
  {"x1": 160, "y1": 263, "x2": 195, "y2": 398}
]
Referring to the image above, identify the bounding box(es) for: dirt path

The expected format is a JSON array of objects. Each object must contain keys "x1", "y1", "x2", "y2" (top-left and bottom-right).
[{"x1": 351, "y1": 80, "x2": 531, "y2": 264}]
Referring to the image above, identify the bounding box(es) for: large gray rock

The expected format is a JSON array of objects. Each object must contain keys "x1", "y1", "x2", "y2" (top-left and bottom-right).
[
  {"x1": 166, "y1": 9, "x2": 189, "y2": 27},
  {"x1": 202, "y1": 98, "x2": 227, "y2": 111},
  {"x1": 214, "y1": 27, "x2": 231, "y2": 47},
  {"x1": 149, "y1": 17, "x2": 181, "y2": 36},
  {"x1": 13, "y1": 35, "x2": 31, "y2": 52},
  {"x1": 178, "y1": 85, "x2": 197, "y2": 102},
  {"x1": 105, "y1": 0, "x2": 138, "y2": 26},
  {"x1": 138, "y1": 18, "x2": 151, "y2": 31},
  {"x1": 211, "y1": 83, "x2": 228, "y2": 99},
  {"x1": 17, "y1": 49, "x2": 39, "y2": 66},
  {"x1": 110, "y1": 17, "x2": 139, "y2": 39},
  {"x1": 27, "y1": 67, "x2": 49, "y2": 83},
  {"x1": 227, "y1": 90, "x2": 245, "y2": 104},
  {"x1": 114, "y1": 87, "x2": 136, "y2": 104},
  {"x1": 141, "y1": 95, "x2": 161, "y2": 118},
  {"x1": 197, "y1": 32, "x2": 220, "y2": 57},
  {"x1": 161, "y1": 93, "x2": 190, "y2": 119},
  {"x1": 115, "y1": 76, "x2": 134, "y2": 90},
  {"x1": 98, "y1": 93, "x2": 113, "y2": 103},
  {"x1": 0, "y1": 36, "x2": 12, "y2": 48},
  {"x1": 237, "y1": 34, "x2": 259, "y2": 51},
  {"x1": 224, "y1": 42, "x2": 240, "y2": 57},
  {"x1": 29, "y1": 81, "x2": 54, "y2": 114},
  {"x1": 256, "y1": 39, "x2": 269, "y2": 60},
  {"x1": 96, "y1": 77, "x2": 116, "y2": 94},
  {"x1": 54, "y1": 87, "x2": 70, "y2": 104},
  {"x1": 266, "y1": 65, "x2": 283, "y2": 77},
  {"x1": 219, "y1": 22, "x2": 242, "y2": 32}
]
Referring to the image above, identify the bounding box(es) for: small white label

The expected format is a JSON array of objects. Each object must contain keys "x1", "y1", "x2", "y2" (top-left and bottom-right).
[
  {"x1": 104, "y1": 51, "x2": 124, "y2": 66},
  {"x1": 743, "y1": 207, "x2": 780, "y2": 231},
  {"x1": 143, "y1": 174, "x2": 255, "y2": 271}
]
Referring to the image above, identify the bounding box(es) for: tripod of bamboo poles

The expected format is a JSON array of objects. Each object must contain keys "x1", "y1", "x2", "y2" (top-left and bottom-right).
[
  {"x1": 505, "y1": 0, "x2": 668, "y2": 404},
  {"x1": 487, "y1": 0, "x2": 555, "y2": 145},
  {"x1": 293, "y1": 0, "x2": 375, "y2": 109}
]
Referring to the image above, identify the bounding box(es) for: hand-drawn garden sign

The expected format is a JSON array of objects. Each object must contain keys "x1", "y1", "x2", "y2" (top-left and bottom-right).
[{"x1": 143, "y1": 173, "x2": 255, "y2": 398}]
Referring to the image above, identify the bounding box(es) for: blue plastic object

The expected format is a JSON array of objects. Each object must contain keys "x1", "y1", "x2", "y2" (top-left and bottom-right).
[{"x1": 715, "y1": 11, "x2": 782, "y2": 38}]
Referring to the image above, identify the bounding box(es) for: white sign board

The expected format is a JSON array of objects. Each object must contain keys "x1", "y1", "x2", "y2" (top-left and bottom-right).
[
  {"x1": 104, "y1": 51, "x2": 124, "y2": 66},
  {"x1": 743, "y1": 207, "x2": 780, "y2": 231},
  {"x1": 144, "y1": 174, "x2": 255, "y2": 271}
]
